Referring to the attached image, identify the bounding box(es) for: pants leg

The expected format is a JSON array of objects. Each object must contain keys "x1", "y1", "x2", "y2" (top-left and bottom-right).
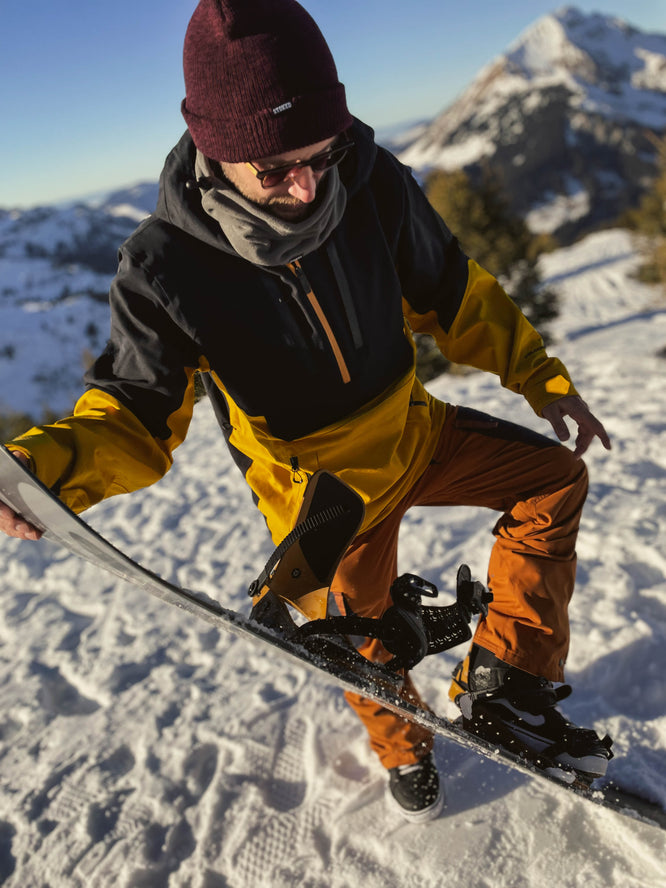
[
  {"x1": 419, "y1": 406, "x2": 588, "y2": 681},
  {"x1": 331, "y1": 501, "x2": 435, "y2": 769},
  {"x1": 332, "y1": 404, "x2": 589, "y2": 768}
]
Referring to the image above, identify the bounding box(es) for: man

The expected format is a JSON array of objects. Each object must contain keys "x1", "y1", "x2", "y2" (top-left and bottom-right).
[{"x1": 1, "y1": 0, "x2": 612, "y2": 822}]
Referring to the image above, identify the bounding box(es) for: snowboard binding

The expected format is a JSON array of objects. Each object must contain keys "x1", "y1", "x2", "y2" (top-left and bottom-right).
[{"x1": 249, "y1": 471, "x2": 492, "y2": 673}]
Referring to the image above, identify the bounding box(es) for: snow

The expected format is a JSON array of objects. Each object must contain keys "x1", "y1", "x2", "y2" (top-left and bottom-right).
[
  {"x1": 0, "y1": 204, "x2": 138, "y2": 420},
  {"x1": 402, "y1": 133, "x2": 496, "y2": 174},
  {"x1": 1, "y1": 228, "x2": 666, "y2": 885},
  {"x1": 399, "y1": 8, "x2": 666, "y2": 176},
  {"x1": 525, "y1": 176, "x2": 590, "y2": 234},
  {"x1": 633, "y1": 48, "x2": 666, "y2": 93},
  {"x1": 105, "y1": 204, "x2": 150, "y2": 224},
  {"x1": 506, "y1": 8, "x2": 666, "y2": 129},
  {"x1": 0, "y1": 275, "x2": 111, "y2": 419},
  {"x1": 508, "y1": 13, "x2": 593, "y2": 78}
]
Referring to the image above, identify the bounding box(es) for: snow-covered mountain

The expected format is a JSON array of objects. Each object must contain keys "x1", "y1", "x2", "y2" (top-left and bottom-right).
[
  {"x1": 374, "y1": 118, "x2": 431, "y2": 153},
  {"x1": 0, "y1": 189, "x2": 155, "y2": 427},
  {"x1": 399, "y1": 7, "x2": 666, "y2": 242},
  {"x1": 95, "y1": 182, "x2": 160, "y2": 220}
]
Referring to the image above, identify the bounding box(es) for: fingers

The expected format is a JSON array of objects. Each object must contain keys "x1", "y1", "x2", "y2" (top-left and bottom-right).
[
  {"x1": 550, "y1": 413, "x2": 571, "y2": 444},
  {"x1": 542, "y1": 401, "x2": 571, "y2": 443},
  {"x1": 0, "y1": 501, "x2": 43, "y2": 540},
  {"x1": 542, "y1": 396, "x2": 612, "y2": 459},
  {"x1": 0, "y1": 451, "x2": 43, "y2": 540},
  {"x1": 572, "y1": 428, "x2": 595, "y2": 460},
  {"x1": 569, "y1": 405, "x2": 612, "y2": 459},
  {"x1": 592, "y1": 418, "x2": 612, "y2": 452}
]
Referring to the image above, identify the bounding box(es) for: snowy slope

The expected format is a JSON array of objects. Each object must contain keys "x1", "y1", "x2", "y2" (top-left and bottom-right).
[
  {"x1": 0, "y1": 229, "x2": 665, "y2": 886},
  {"x1": 0, "y1": 198, "x2": 151, "y2": 422}
]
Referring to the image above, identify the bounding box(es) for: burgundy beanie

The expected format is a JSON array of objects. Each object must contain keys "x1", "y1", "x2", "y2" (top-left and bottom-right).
[{"x1": 181, "y1": 0, "x2": 353, "y2": 162}]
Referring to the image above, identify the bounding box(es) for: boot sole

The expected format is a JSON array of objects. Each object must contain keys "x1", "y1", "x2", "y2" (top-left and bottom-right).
[
  {"x1": 462, "y1": 705, "x2": 610, "y2": 780},
  {"x1": 386, "y1": 785, "x2": 445, "y2": 823}
]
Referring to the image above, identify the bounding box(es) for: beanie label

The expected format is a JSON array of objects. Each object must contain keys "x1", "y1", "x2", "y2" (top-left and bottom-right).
[{"x1": 272, "y1": 101, "x2": 293, "y2": 115}]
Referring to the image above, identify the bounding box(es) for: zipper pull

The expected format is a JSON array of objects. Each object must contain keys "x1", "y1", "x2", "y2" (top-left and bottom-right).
[{"x1": 290, "y1": 456, "x2": 305, "y2": 484}]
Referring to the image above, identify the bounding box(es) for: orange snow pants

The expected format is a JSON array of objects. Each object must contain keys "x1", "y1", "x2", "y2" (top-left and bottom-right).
[{"x1": 330, "y1": 404, "x2": 589, "y2": 769}]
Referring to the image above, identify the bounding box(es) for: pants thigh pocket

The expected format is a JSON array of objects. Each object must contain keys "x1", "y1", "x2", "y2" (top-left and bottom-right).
[{"x1": 453, "y1": 405, "x2": 557, "y2": 449}]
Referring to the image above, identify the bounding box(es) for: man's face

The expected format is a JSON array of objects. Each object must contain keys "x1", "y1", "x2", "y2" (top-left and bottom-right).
[{"x1": 219, "y1": 136, "x2": 337, "y2": 222}]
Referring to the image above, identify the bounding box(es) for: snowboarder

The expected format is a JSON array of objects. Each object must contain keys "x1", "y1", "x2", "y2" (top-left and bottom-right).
[{"x1": 0, "y1": 0, "x2": 613, "y2": 822}]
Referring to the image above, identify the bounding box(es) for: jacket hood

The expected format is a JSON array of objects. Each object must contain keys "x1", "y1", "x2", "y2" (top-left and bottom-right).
[{"x1": 153, "y1": 117, "x2": 379, "y2": 250}]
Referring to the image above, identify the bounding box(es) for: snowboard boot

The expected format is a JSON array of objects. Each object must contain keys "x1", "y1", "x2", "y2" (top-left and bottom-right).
[
  {"x1": 449, "y1": 646, "x2": 613, "y2": 783},
  {"x1": 387, "y1": 752, "x2": 444, "y2": 822}
]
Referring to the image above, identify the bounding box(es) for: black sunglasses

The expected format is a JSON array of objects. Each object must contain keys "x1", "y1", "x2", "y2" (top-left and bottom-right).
[{"x1": 245, "y1": 140, "x2": 354, "y2": 189}]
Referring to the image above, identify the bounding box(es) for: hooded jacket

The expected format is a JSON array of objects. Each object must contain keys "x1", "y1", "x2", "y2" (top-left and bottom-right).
[{"x1": 8, "y1": 119, "x2": 576, "y2": 544}]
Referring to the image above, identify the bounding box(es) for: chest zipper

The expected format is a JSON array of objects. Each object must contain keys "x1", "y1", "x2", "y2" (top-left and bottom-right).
[{"x1": 287, "y1": 260, "x2": 351, "y2": 385}]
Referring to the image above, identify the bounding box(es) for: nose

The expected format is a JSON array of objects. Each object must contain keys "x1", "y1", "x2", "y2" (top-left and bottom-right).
[{"x1": 286, "y1": 165, "x2": 318, "y2": 203}]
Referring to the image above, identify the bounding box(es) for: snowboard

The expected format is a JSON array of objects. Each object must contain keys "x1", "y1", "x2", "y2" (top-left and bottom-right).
[{"x1": 1, "y1": 444, "x2": 664, "y2": 832}]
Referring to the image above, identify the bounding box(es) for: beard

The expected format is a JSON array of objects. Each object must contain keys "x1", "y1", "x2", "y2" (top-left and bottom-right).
[
  {"x1": 261, "y1": 194, "x2": 313, "y2": 222},
  {"x1": 217, "y1": 161, "x2": 321, "y2": 223}
]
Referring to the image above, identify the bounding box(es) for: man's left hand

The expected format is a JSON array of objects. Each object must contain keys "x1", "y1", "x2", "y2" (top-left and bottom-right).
[{"x1": 542, "y1": 395, "x2": 611, "y2": 459}]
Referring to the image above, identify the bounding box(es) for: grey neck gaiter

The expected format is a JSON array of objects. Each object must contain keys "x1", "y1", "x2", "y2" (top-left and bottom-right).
[{"x1": 195, "y1": 151, "x2": 347, "y2": 266}]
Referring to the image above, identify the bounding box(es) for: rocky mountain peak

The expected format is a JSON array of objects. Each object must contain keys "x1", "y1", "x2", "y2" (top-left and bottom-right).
[
  {"x1": 507, "y1": 8, "x2": 596, "y2": 80},
  {"x1": 508, "y1": 6, "x2": 665, "y2": 97},
  {"x1": 398, "y1": 7, "x2": 666, "y2": 242}
]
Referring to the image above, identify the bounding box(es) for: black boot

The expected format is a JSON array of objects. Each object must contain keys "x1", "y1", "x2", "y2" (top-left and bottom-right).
[
  {"x1": 387, "y1": 752, "x2": 444, "y2": 822},
  {"x1": 450, "y1": 646, "x2": 613, "y2": 782}
]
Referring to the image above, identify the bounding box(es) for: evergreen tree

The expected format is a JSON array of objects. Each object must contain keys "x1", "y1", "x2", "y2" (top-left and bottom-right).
[
  {"x1": 628, "y1": 135, "x2": 666, "y2": 360},
  {"x1": 629, "y1": 135, "x2": 666, "y2": 290},
  {"x1": 417, "y1": 167, "x2": 558, "y2": 381}
]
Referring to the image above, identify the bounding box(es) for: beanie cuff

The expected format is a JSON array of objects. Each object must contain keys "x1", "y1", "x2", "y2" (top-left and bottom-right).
[{"x1": 182, "y1": 84, "x2": 353, "y2": 162}]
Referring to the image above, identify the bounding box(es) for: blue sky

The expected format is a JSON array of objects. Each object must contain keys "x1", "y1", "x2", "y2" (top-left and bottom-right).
[{"x1": 1, "y1": 1, "x2": 663, "y2": 208}]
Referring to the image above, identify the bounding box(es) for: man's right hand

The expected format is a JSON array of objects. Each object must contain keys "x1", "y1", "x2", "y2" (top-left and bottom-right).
[{"x1": 0, "y1": 452, "x2": 43, "y2": 540}]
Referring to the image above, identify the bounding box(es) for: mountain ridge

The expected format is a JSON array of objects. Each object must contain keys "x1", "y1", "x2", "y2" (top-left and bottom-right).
[{"x1": 398, "y1": 7, "x2": 666, "y2": 241}]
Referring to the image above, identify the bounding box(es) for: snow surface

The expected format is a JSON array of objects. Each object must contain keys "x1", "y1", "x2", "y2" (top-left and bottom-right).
[
  {"x1": 1, "y1": 229, "x2": 665, "y2": 886},
  {"x1": 525, "y1": 175, "x2": 590, "y2": 234}
]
